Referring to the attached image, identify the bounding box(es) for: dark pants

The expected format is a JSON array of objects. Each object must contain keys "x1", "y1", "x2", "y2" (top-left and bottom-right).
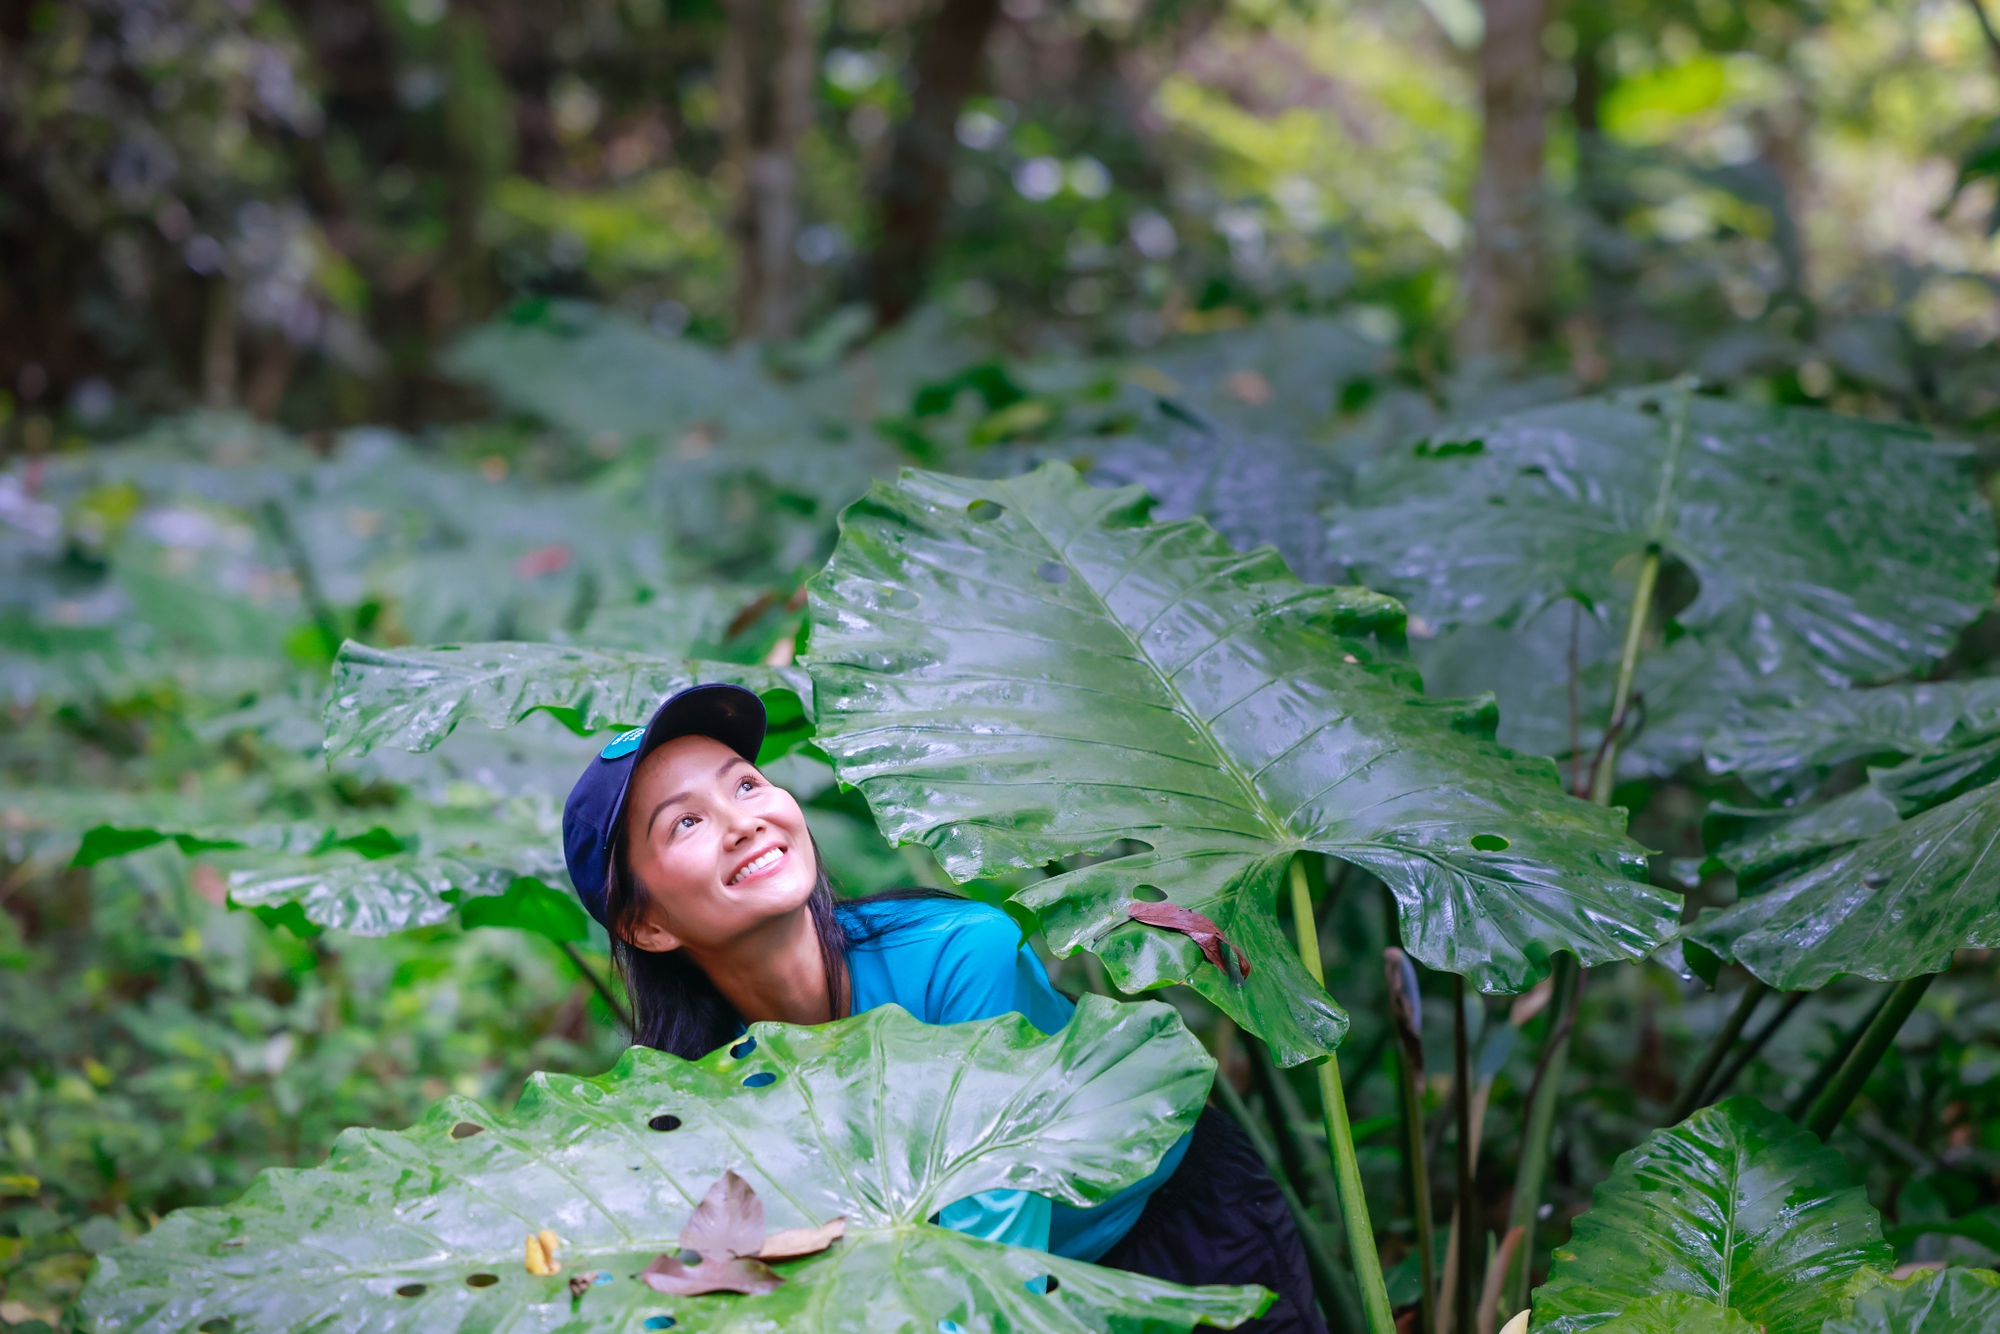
[{"x1": 1096, "y1": 1106, "x2": 1328, "y2": 1334}]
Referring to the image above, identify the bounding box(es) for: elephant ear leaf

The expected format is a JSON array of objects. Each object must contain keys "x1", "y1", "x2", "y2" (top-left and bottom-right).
[
  {"x1": 1708, "y1": 679, "x2": 2000, "y2": 800},
  {"x1": 1587, "y1": 1293, "x2": 1761, "y2": 1333},
  {"x1": 806, "y1": 464, "x2": 1666, "y2": 1065},
  {"x1": 1684, "y1": 778, "x2": 2000, "y2": 990},
  {"x1": 1532, "y1": 1097, "x2": 1892, "y2": 1334},
  {"x1": 79, "y1": 996, "x2": 1266, "y2": 1334},
  {"x1": 323, "y1": 640, "x2": 809, "y2": 761},
  {"x1": 1331, "y1": 388, "x2": 1995, "y2": 779},
  {"x1": 1822, "y1": 1266, "x2": 2000, "y2": 1333}
]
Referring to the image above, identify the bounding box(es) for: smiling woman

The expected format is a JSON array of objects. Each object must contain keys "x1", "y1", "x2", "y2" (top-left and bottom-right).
[{"x1": 560, "y1": 683, "x2": 1327, "y2": 1332}]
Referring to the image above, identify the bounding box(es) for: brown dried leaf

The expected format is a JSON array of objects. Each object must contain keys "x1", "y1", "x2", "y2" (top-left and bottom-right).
[
  {"x1": 681, "y1": 1170, "x2": 764, "y2": 1260},
  {"x1": 641, "y1": 1252, "x2": 783, "y2": 1296},
  {"x1": 1125, "y1": 901, "x2": 1251, "y2": 982},
  {"x1": 757, "y1": 1216, "x2": 846, "y2": 1259}
]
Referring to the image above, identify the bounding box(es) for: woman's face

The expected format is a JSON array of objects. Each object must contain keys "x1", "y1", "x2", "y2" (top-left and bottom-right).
[{"x1": 619, "y1": 734, "x2": 818, "y2": 955}]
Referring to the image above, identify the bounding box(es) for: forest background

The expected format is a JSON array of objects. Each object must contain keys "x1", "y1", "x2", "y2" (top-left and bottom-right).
[{"x1": 6, "y1": 0, "x2": 2000, "y2": 1328}]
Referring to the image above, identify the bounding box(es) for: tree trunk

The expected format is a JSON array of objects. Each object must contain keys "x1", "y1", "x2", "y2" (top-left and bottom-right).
[
  {"x1": 720, "y1": 0, "x2": 820, "y2": 343},
  {"x1": 862, "y1": 0, "x2": 1002, "y2": 329},
  {"x1": 1459, "y1": 0, "x2": 1548, "y2": 362}
]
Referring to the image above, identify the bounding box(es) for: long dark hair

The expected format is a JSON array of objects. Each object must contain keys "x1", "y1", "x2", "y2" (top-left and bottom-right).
[{"x1": 606, "y1": 823, "x2": 955, "y2": 1059}]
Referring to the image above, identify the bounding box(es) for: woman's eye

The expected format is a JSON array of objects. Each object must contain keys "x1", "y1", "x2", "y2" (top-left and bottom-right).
[
  {"x1": 677, "y1": 814, "x2": 698, "y2": 830},
  {"x1": 738, "y1": 778, "x2": 756, "y2": 794}
]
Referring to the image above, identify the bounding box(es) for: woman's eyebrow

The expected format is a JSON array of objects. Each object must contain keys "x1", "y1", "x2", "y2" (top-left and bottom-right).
[{"x1": 645, "y1": 757, "x2": 753, "y2": 832}]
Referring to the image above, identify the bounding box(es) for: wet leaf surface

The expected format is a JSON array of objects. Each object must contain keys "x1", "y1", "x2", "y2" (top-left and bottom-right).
[
  {"x1": 1533, "y1": 1098, "x2": 1891, "y2": 1334},
  {"x1": 79, "y1": 997, "x2": 1264, "y2": 1334},
  {"x1": 807, "y1": 464, "x2": 1665, "y2": 1062},
  {"x1": 324, "y1": 641, "x2": 808, "y2": 761},
  {"x1": 1333, "y1": 389, "x2": 1995, "y2": 779},
  {"x1": 1822, "y1": 1266, "x2": 2000, "y2": 1333}
]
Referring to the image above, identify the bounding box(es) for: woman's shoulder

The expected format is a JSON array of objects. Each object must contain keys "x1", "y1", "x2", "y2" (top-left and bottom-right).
[{"x1": 840, "y1": 895, "x2": 1023, "y2": 949}]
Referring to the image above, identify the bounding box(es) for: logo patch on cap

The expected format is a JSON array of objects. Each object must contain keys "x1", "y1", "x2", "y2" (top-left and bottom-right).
[{"x1": 599, "y1": 726, "x2": 647, "y2": 760}]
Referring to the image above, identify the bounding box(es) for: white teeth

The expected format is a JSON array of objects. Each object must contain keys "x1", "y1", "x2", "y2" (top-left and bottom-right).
[{"x1": 730, "y1": 848, "x2": 782, "y2": 884}]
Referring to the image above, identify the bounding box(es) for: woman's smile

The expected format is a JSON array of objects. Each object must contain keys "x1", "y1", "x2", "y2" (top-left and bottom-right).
[{"x1": 728, "y1": 843, "x2": 788, "y2": 886}]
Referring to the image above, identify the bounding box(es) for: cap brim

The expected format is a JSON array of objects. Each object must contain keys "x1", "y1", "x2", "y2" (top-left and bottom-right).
[{"x1": 636, "y1": 682, "x2": 767, "y2": 768}]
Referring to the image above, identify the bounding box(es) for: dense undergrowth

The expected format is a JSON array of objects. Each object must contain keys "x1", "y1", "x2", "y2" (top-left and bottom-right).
[{"x1": 3, "y1": 303, "x2": 1999, "y2": 1332}]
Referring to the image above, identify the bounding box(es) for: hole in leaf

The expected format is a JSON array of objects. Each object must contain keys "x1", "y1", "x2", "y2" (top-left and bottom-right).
[
  {"x1": 466, "y1": 1273, "x2": 499, "y2": 1288},
  {"x1": 1045, "y1": 1275, "x2": 1061, "y2": 1294},
  {"x1": 938, "y1": 1322, "x2": 965, "y2": 1334},
  {"x1": 730, "y1": 1037, "x2": 757, "y2": 1059},
  {"x1": 648, "y1": 1114, "x2": 682, "y2": 1132},
  {"x1": 450, "y1": 1121, "x2": 484, "y2": 1140},
  {"x1": 645, "y1": 1318, "x2": 678, "y2": 1330},
  {"x1": 1862, "y1": 870, "x2": 1889, "y2": 889},
  {"x1": 676, "y1": 1249, "x2": 703, "y2": 1265},
  {"x1": 221, "y1": 1238, "x2": 246, "y2": 1248},
  {"x1": 1036, "y1": 561, "x2": 1070, "y2": 584},
  {"x1": 889, "y1": 588, "x2": 920, "y2": 610},
  {"x1": 198, "y1": 1320, "x2": 232, "y2": 1334},
  {"x1": 396, "y1": 1284, "x2": 428, "y2": 1298},
  {"x1": 1639, "y1": 398, "x2": 1662, "y2": 415},
  {"x1": 1470, "y1": 834, "x2": 1510, "y2": 852},
  {"x1": 742, "y1": 1071, "x2": 777, "y2": 1088},
  {"x1": 967, "y1": 500, "x2": 1004, "y2": 522},
  {"x1": 1134, "y1": 885, "x2": 1168, "y2": 902}
]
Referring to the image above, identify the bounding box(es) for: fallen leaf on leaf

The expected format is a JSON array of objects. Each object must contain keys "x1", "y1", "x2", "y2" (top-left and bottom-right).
[
  {"x1": 758, "y1": 1216, "x2": 846, "y2": 1259},
  {"x1": 681, "y1": 1170, "x2": 764, "y2": 1259},
  {"x1": 1126, "y1": 901, "x2": 1251, "y2": 981},
  {"x1": 641, "y1": 1251, "x2": 783, "y2": 1296}
]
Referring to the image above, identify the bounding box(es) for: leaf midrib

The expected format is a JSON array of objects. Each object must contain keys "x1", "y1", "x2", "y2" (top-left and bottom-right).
[{"x1": 1004, "y1": 492, "x2": 1295, "y2": 852}]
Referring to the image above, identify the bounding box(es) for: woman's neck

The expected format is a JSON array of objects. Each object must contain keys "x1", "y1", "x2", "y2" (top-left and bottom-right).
[{"x1": 683, "y1": 904, "x2": 836, "y2": 1027}]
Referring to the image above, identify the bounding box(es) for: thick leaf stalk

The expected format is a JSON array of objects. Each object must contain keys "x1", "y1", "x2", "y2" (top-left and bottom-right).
[
  {"x1": 1499, "y1": 950, "x2": 1580, "y2": 1319},
  {"x1": 1291, "y1": 859, "x2": 1398, "y2": 1334},
  {"x1": 1803, "y1": 972, "x2": 1938, "y2": 1139},
  {"x1": 1212, "y1": 1060, "x2": 1362, "y2": 1333},
  {"x1": 1666, "y1": 978, "x2": 1768, "y2": 1126}
]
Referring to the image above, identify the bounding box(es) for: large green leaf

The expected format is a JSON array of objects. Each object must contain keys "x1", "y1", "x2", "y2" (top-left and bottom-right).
[
  {"x1": 324, "y1": 641, "x2": 810, "y2": 761},
  {"x1": 229, "y1": 846, "x2": 573, "y2": 937},
  {"x1": 1330, "y1": 388, "x2": 1995, "y2": 778},
  {"x1": 1531, "y1": 1097, "x2": 1892, "y2": 1334},
  {"x1": 805, "y1": 464, "x2": 1665, "y2": 1064},
  {"x1": 1708, "y1": 680, "x2": 2000, "y2": 799},
  {"x1": 1586, "y1": 1293, "x2": 1758, "y2": 1334},
  {"x1": 1824, "y1": 1267, "x2": 2000, "y2": 1333},
  {"x1": 1684, "y1": 780, "x2": 2000, "y2": 989},
  {"x1": 78, "y1": 996, "x2": 1266, "y2": 1334}
]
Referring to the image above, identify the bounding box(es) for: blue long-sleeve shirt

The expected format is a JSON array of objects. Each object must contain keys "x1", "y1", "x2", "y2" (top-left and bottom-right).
[{"x1": 838, "y1": 896, "x2": 1194, "y2": 1261}]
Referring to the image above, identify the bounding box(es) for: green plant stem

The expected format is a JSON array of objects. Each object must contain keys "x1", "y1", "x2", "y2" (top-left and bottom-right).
[
  {"x1": 1452, "y1": 974, "x2": 1475, "y2": 1334},
  {"x1": 1587, "y1": 376, "x2": 1694, "y2": 807},
  {"x1": 1666, "y1": 977, "x2": 1769, "y2": 1125},
  {"x1": 1785, "y1": 987, "x2": 1893, "y2": 1122},
  {"x1": 1803, "y1": 973, "x2": 1938, "y2": 1139},
  {"x1": 1703, "y1": 990, "x2": 1808, "y2": 1106},
  {"x1": 1291, "y1": 857, "x2": 1398, "y2": 1334},
  {"x1": 1214, "y1": 1071, "x2": 1362, "y2": 1334},
  {"x1": 1249, "y1": 1033, "x2": 1347, "y2": 1235},
  {"x1": 1499, "y1": 950, "x2": 1581, "y2": 1319},
  {"x1": 558, "y1": 939, "x2": 633, "y2": 1032},
  {"x1": 1587, "y1": 549, "x2": 1658, "y2": 806}
]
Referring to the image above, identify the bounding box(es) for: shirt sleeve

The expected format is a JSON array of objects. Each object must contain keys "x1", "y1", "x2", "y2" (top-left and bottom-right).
[
  {"x1": 926, "y1": 904, "x2": 1076, "y2": 1036},
  {"x1": 925, "y1": 904, "x2": 1074, "y2": 1253}
]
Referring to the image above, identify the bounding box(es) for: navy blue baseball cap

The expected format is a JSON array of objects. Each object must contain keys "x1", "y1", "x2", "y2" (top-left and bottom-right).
[{"x1": 562, "y1": 682, "x2": 767, "y2": 928}]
